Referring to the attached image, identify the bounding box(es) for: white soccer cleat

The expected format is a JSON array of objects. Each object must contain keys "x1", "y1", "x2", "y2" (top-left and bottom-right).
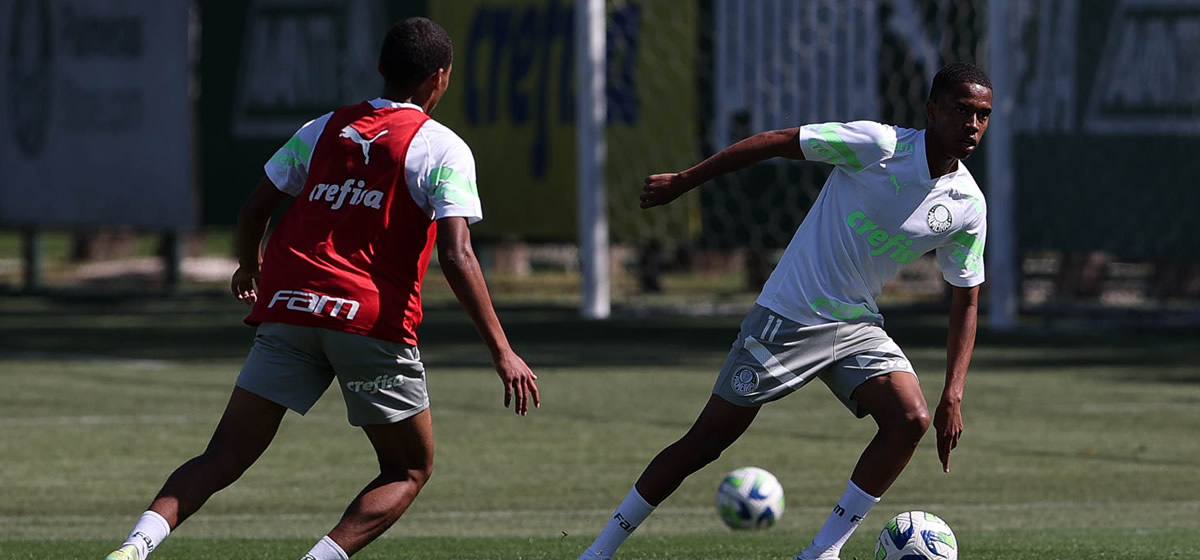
[
  {"x1": 795, "y1": 546, "x2": 841, "y2": 560},
  {"x1": 577, "y1": 548, "x2": 611, "y2": 560},
  {"x1": 105, "y1": 544, "x2": 143, "y2": 560}
]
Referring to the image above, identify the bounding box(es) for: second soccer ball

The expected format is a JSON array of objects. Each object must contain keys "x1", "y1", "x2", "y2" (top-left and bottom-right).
[
  {"x1": 715, "y1": 466, "x2": 785, "y2": 530},
  {"x1": 875, "y1": 510, "x2": 959, "y2": 560}
]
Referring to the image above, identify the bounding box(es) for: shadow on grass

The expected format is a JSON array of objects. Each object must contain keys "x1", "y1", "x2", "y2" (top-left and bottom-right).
[{"x1": 1, "y1": 294, "x2": 1197, "y2": 382}]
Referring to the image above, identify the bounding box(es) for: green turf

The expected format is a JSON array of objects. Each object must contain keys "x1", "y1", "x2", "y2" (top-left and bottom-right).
[
  {"x1": 9, "y1": 530, "x2": 1200, "y2": 560},
  {"x1": 1, "y1": 295, "x2": 1198, "y2": 559}
]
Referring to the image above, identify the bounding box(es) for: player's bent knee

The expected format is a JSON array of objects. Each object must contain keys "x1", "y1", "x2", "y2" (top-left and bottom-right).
[
  {"x1": 911, "y1": 408, "x2": 932, "y2": 435},
  {"x1": 888, "y1": 408, "x2": 931, "y2": 442},
  {"x1": 413, "y1": 464, "x2": 433, "y2": 488},
  {"x1": 379, "y1": 462, "x2": 433, "y2": 489}
]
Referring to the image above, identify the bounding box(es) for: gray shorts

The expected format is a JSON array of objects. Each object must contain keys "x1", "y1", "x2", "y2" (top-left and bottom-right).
[
  {"x1": 713, "y1": 305, "x2": 917, "y2": 418},
  {"x1": 236, "y1": 322, "x2": 429, "y2": 426}
]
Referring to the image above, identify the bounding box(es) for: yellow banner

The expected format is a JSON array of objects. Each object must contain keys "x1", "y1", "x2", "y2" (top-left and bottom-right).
[{"x1": 431, "y1": 0, "x2": 698, "y2": 241}]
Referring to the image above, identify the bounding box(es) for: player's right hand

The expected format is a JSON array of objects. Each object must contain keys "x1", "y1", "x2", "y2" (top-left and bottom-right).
[
  {"x1": 934, "y1": 397, "x2": 964, "y2": 473},
  {"x1": 640, "y1": 172, "x2": 692, "y2": 208},
  {"x1": 231, "y1": 266, "x2": 260, "y2": 305},
  {"x1": 493, "y1": 351, "x2": 540, "y2": 416}
]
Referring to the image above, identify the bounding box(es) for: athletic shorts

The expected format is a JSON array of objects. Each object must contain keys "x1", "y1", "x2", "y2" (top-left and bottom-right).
[
  {"x1": 713, "y1": 305, "x2": 916, "y2": 418},
  {"x1": 236, "y1": 322, "x2": 428, "y2": 426}
]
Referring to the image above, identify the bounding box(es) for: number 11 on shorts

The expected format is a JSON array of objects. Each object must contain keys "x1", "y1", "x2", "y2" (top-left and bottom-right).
[{"x1": 760, "y1": 315, "x2": 782, "y2": 342}]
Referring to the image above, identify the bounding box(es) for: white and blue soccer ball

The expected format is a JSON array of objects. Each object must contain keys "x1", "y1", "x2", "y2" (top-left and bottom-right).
[
  {"x1": 715, "y1": 466, "x2": 785, "y2": 530},
  {"x1": 875, "y1": 511, "x2": 958, "y2": 560}
]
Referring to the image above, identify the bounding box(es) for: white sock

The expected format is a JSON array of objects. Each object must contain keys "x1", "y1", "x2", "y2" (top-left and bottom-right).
[
  {"x1": 798, "y1": 480, "x2": 880, "y2": 559},
  {"x1": 579, "y1": 486, "x2": 656, "y2": 560},
  {"x1": 301, "y1": 535, "x2": 349, "y2": 560},
  {"x1": 122, "y1": 511, "x2": 171, "y2": 558}
]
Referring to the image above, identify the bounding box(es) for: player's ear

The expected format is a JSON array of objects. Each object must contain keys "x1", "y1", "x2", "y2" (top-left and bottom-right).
[
  {"x1": 434, "y1": 66, "x2": 451, "y2": 90},
  {"x1": 925, "y1": 98, "x2": 937, "y2": 123},
  {"x1": 418, "y1": 70, "x2": 441, "y2": 95}
]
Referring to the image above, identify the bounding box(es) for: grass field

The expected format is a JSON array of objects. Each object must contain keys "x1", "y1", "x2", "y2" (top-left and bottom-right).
[{"x1": 2, "y1": 294, "x2": 1198, "y2": 559}]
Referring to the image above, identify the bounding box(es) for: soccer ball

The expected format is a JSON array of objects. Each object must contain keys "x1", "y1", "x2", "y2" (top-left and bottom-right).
[
  {"x1": 874, "y1": 511, "x2": 958, "y2": 560},
  {"x1": 715, "y1": 466, "x2": 785, "y2": 530}
]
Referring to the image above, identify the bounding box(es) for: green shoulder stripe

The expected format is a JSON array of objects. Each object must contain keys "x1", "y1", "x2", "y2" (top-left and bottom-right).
[
  {"x1": 428, "y1": 166, "x2": 479, "y2": 206},
  {"x1": 269, "y1": 135, "x2": 313, "y2": 169},
  {"x1": 815, "y1": 123, "x2": 865, "y2": 172}
]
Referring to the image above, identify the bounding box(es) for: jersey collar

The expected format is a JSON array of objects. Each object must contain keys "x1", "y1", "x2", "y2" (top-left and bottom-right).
[
  {"x1": 917, "y1": 129, "x2": 966, "y2": 188},
  {"x1": 369, "y1": 98, "x2": 425, "y2": 112}
]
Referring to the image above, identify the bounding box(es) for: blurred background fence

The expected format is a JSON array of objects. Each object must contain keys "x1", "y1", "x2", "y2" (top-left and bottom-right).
[{"x1": 2, "y1": 0, "x2": 1198, "y2": 326}]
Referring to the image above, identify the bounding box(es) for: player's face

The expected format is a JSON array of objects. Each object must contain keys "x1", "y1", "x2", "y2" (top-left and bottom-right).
[{"x1": 927, "y1": 82, "x2": 992, "y2": 160}]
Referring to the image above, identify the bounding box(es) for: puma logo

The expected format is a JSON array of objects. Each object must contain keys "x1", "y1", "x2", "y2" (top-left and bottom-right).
[{"x1": 340, "y1": 125, "x2": 389, "y2": 165}]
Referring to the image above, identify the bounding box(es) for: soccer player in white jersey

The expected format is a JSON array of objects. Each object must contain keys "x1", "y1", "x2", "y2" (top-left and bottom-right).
[
  {"x1": 104, "y1": 18, "x2": 540, "y2": 560},
  {"x1": 577, "y1": 62, "x2": 992, "y2": 560}
]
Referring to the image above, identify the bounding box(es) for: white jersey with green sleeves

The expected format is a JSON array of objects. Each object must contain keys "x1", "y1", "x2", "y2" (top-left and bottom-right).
[
  {"x1": 265, "y1": 112, "x2": 331, "y2": 196},
  {"x1": 263, "y1": 99, "x2": 482, "y2": 224},
  {"x1": 755, "y1": 120, "x2": 987, "y2": 327},
  {"x1": 402, "y1": 111, "x2": 482, "y2": 224}
]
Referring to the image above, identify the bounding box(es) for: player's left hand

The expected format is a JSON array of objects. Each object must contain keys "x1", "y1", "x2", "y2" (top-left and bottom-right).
[
  {"x1": 231, "y1": 266, "x2": 260, "y2": 305},
  {"x1": 640, "y1": 173, "x2": 693, "y2": 208},
  {"x1": 933, "y1": 397, "x2": 963, "y2": 473},
  {"x1": 493, "y1": 350, "x2": 540, "y2": 416}
]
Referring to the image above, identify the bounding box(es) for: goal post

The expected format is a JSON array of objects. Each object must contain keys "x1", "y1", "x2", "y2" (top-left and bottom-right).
[
  {"x1": 986, "y1": 0, "x2": 1018, "y2": 330},
  {"x1": 577, "y1": 0, "x2": 611, "y2": 319}
]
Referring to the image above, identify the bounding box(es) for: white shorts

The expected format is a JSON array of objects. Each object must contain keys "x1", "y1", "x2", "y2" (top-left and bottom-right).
[
  {"x1": 713, "y1": 305, "x2": 917, "y2": 417},
  {"x1": 236, "y1": 322, "x2": 429, "y2": 426}
]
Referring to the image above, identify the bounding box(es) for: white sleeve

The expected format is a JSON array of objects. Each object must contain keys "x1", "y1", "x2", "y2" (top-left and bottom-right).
[
  {"x1": 798, "y1": 121, "x2": 895, "y2": 172},
  {"x1": 405, "y1": 120, "x2": 483, "y2": 224},
  {"x1": 263, "y1": 112, "x2": 332, "y2": 196},
  {"x1": 936, "y1": 205, "x2": 987, "y2": 287}
]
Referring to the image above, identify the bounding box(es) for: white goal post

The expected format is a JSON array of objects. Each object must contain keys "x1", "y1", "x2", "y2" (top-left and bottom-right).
[{"x1": 577, "y1": 0, "x2": 610, "y2": 319}]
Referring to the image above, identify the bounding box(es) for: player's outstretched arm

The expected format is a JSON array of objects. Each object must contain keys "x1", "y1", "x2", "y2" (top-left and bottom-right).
[
  {"x1": 641, "y1": 127, "x2": 804, "y2": 208},
  {"x1": 436, "y1": 217, "x2": 540, "y2": 415},
  {"x1": 231, "y1": 176, "x2": 293, "y2": 304},
  {"x1": 936, "y1": 284, "x2": 980, "y2": 473}
]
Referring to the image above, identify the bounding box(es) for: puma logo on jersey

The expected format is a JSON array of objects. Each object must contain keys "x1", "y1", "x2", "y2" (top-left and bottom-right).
[
  {"x1": 309, "y1": 178, "x2": 384, "y2": 210},
  {"x1": 340, "y1": 125, "x2": 389, "y2": 164}
]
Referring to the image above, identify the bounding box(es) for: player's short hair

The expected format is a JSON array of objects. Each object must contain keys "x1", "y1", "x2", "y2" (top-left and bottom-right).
[
  {"x1": 379, "y1": 17, "x2": 453, "y2": 91},
  {"x1": 928, "y1": 62, "x2": 992, "y2": 101}
]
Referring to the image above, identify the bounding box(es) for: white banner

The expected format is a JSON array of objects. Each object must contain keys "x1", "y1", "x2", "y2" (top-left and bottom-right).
[
  {"x1": 231, "y1": 0, "x2": 385, "y2": 139},
  {"x1": 713, "y1": 0, "x2": 879, "y2": 148},
  {"x1": 0, "y1": 0, "x2": 194, "y2": 229},
  {"x1": 1008, "y1": 0, "x2": 1200, "y2": 135}
]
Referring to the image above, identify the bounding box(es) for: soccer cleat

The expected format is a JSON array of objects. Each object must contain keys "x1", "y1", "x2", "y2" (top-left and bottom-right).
[
  {"x1": 577, "y1": 548, "x2": 611, "y2": 560},
  {"x1": 795, "y1": 547, "x2": 841, "y2": 560},
  {"x1": 105, "y1": 544, "x2": 143, "y2": 560}
]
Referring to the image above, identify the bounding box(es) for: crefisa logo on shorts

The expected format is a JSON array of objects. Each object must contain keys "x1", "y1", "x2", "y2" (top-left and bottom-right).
[
  {"x1": 730, "y1": 367, "x2": 759, "y2": 395},
  {"x1": 346, "y1": 375, "x2": 406, "y2": 394}
]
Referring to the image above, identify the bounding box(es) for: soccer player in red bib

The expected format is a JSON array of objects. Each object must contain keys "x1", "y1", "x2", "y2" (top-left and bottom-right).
[{"x1": 105, "y1": 17, "x2": 540, "y2": 560}]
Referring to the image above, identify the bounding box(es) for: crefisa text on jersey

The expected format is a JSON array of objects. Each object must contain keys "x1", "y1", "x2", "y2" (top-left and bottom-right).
[
  {"x1": 308, "y1": 179, "x2": 384, "y2": 210},
  {"x1": 268, "y1": 290, "x2": 361, "y2": 320}
]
